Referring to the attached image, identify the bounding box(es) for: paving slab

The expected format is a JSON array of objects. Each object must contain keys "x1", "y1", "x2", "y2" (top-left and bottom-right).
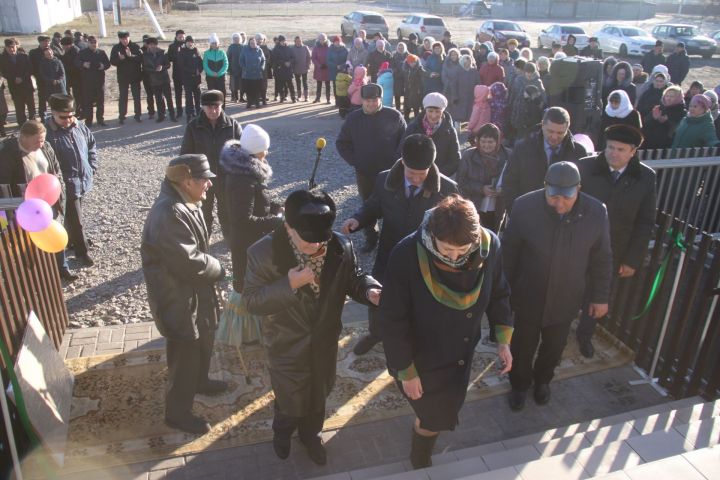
[
  {"x1": 512, "y1": 453, "x2": 588, "y2": 480},
  {"x1": 625, "y1": 429, "x2": 695, "y2": 463},
  {"x1": 623, "y1": 455, "x2": 707, "y2": 480},
  {"x1": 573, "y1": 439, "x2": 644, "y2": 477},
  {"x1": 682, "y1": 445, "x2": 720, "y2": 480}
]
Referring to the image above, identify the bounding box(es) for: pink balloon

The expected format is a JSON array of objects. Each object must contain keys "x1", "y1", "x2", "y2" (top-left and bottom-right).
[
  {"x1": 25, "y1": 173, "x2": 62, "y2": 206},
  {"x1": 16, "y1": 199, "x2": 53, "y2": 232},
  {"x1": 573, "y1": 134, "x2": 595, "y2": 154}
]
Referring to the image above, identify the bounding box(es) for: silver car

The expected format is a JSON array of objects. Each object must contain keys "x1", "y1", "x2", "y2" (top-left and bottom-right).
[
  {"x1": 397, "y1": 13, "x2": 447, "y2": 41},
  {"x1": 538, "y1": 24, "x2": 589, "y2": 50},
  {"x1": 340, "y1": 11, "x2": 389, "y2": 40},
  {"x1": 594, "y1": 24, "x2": 656, "y2": 56}
]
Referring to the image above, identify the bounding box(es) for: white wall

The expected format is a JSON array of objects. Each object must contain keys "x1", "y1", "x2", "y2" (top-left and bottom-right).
[{"x1": 12, "y1": 0, "x2": 83, "y2": 34}]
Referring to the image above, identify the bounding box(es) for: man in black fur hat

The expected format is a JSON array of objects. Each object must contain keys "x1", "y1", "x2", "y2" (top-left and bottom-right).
[
  {"x1": 244, "y1": 189, "x2": 381, "y2": 465},
  {"x1": 341, "y1": 134, "x2": 459, "y2": 355},
  {"x1": 110, "y1": 31, "x2": 143, "y2": 124}
]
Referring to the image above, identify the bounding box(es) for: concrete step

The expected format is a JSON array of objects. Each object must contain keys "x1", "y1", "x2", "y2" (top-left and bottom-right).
[{"x1": 315, "y1": 397, "x2": 718, "y2": 480}]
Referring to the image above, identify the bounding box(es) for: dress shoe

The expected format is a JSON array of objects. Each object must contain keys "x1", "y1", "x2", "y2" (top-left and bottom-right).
[
  {"x1": 76, "y1": 254, "x2": 95, "y2": 267},
  {"x1": 197, "y1": 379, "x2": 228, "y2": 395},
  {"x1": 148, "y1": 112, "x2": 155, "y2": 119},
  {"x1": 534, "y1": 383, "x2": 551, "y2": 405},
  {"x1": 156, "y1": 115, "x2": 165, "y2": 123},
  {"x1": 313, "y1": 98, "x2": 321, "y2": 103},
  {"x1": 508, "y1": 389, "x2": 526, "y2": 411},
  {"x1": 176, "y1": 109, "x2": 183, "y2": 118},
  {"x1": 59, "y1": 268, "x2": 78, "y2": 282},
  {"x1": 97, "y1": 120, "x2": 107, "y2": 127},
  {"x1": 134, "y1": 115, "x2": 142, "y2": 122},
  {"x1": 409, "y1": 429, "x2": 437, "y2": 469},
  {"x1": 273, "y1": 432, "x2": 291, "y2": 459},
  {"x1": 301, "y1": 437, "x2": 327, "y2": 465},
  {"x1": 170, "y1": 115, "x2": 178, "y2": 122},
  {"x1": 353, "y1": 334, "x2": 379, "y2": 356},
  {"x1": 165, "y1": 414, "x2": 210, "y2": 435},
  {"x1": 578, "y1": 339, "x2": 595, "y2": 359},
  {"x1": 119, "y1": 117, "x2": 125, "y2": 125}
]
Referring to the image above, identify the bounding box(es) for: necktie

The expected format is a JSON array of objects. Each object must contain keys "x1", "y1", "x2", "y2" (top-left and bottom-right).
[
  {"x1": 408, "y1": 184, "x2": 418, "y2": 198},
  {"x1": 611, "y1": 170, "x2": 621, "y2": 183},
  {"x1": 549, "y1": 146, "x2": 560, "y2": 164}
]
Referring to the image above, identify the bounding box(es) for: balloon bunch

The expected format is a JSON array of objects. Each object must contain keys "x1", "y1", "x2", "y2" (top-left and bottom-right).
[{"x1": 15, "y1": 174, "x2": 68, "y2": 253}]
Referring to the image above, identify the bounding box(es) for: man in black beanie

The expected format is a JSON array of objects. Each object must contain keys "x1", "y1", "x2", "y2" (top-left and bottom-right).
[
  {"x1": 244, "y1": 189, "x2": 381, "y2": 465},
  {"x1": 342, "y1": 133, "x2": 459, "y2": 355}
]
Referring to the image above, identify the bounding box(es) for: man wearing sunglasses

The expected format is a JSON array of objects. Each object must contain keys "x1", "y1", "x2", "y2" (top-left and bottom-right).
[
  {"x1": 501, "y1": 161, "x2": 612, "y2": 412},
  {"x1": 44, "y1": 94, "x2": 97, "y2": 267}
]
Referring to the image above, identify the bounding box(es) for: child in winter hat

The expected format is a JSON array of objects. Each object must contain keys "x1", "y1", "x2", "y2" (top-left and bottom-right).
[
  {"x1": 488, "y1": 81, "x2": 509, "y2": 133},
  {"x1": 467, "y1": 85, "x2": 491, "y2": 136}
]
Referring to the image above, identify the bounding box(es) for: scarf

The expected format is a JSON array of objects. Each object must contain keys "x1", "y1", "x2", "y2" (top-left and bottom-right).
[
  {"x1": 422, "y1": 114, "x2": 441, "y2": 137},
  {"x1": 289, "y1": 232, "x2": 328, "y2": 297},
  {"x1": 605, "y1": 89, "x2": 634, "y2": 118},
  {"x1": 416, "y1": 211, "x2": 492, "y2": 310}
]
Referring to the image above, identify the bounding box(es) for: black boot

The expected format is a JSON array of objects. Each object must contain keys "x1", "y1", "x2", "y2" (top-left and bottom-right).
[
  {"x1": 409, "y1": 429, "x2": 437, "y2": 469},
  {"x1": 273, "y1": 431, "x2": 291, "y2": 459}
]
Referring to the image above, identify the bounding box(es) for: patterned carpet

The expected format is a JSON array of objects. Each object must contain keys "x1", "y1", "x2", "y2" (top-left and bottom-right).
[{"x1": 55, "y1": 323, "x2": 632, "y2": 473}]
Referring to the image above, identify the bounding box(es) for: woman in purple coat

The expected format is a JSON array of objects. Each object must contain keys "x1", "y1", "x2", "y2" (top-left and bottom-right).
[{"x1": 311, "y1": 33, "x2": 331, "y2": 103}]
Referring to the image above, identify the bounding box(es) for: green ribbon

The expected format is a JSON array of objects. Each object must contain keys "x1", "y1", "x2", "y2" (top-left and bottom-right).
[
  {"x1": 0, "y1": 334, "x2": 56, "y2": 478},
  {"x1": 631, "y1": 228, "x2": 687, "y2": 320}
]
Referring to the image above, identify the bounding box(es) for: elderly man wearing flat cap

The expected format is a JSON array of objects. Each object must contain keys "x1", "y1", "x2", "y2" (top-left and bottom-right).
[
  {"x1": 244, "y1": 189, "x2": 381, "y2": 465},
  {"x1": 502, "y1": 161, "x2": 612, "y2": 412},
  {"x1": 181, "y1": 89, "x2": 242, "y2": 238},
  {"x1": 342, "y1": 133, "x2": 459, "y2": 355},
  {"x1": 141, "y1": 153, "x2": 228, "y2": 435},
  {"x1": 110, "y1": 31, "x2": 143, "y2": 124},
  {"x1": 575, "y1": 125, "x2": 656, "y2": 358},
  {"x1": 336, "y1": 82, "x2": 406, "y2": 252}
]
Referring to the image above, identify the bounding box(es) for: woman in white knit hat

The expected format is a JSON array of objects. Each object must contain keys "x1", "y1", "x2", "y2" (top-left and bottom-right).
[
  {"x1": 203, "y1": 33, "x2": 229, "y2": 109},
  {"x1": 217, "y1": 124, "x2": 283, "y2": 346}
]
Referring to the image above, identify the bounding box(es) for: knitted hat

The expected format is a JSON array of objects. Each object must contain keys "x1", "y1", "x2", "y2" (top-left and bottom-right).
[
  {"x1": 285, "y1": 190, "x2": 336, "y2": 243},
  {"x1": 240, "y1": 124, "x2": 270, "y2": 154},
  {"x1": 232, "y1": 33, "x2": 241, "y2": 40},
  {"x1": 406, "y1": 54, "x2": 419, "y2": 65},
  {"x1": 691, "y1": 94, "x2": 711, "y2": 111},
  {"x1": 209, "y1": 33, "x2": 219, "y2": 44},
  {"x1": 423, "y1": 92, "x2": 448, "y2": 110},
  {"x1": 185, "y1": 36, "x2": 194, "y2": 43},
  {"x1": 332, "y1": 35, "x2": 341, "y2": 43},
  {"x1": 402, "y1": 134, "x2": 436, "y2": 170},
  {"x1": 604, "y1": 124, "x2": 644, "y2": 147},
  {"x1": 379, "y1": 61, "x2": 390, "y2": 71},
  {"x1": 277, "y1": 35, "x2": 286, "y2": 42}
]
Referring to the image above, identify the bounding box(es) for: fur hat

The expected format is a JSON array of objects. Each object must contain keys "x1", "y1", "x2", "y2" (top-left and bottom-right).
[
  {"x1": 604, "y1": 124, "x2": 644, "y2": 147},
  {"x1": 240, "y1": 124, "x2": 270, "y2": 154},
  {"x1": 201, "y1": 90, "x2": 224, "y2": 106},
  {"x1": 208, "y1": 33, "x2": 219, "y2": 45},
  {"x1": 284, "y1": 190, "x2": 336, "y2": 243},
  {"x1": 423, "y1": 92, "x2": 448, "y2": 110},
  {"x1": 402, "y1": 134, "x2": 436, "y2": 170},
  {"x1": 48, "y1": 94, "x2": 75, "y2": 112},
  {"x1": 361, "y1": 83, "x2": 382, "y2": 99}
]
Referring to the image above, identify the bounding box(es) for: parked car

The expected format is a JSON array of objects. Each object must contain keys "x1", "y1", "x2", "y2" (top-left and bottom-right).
[
  {"x1": 710, "y1": 30, "x2": 720, "y2": 46},
  {"x1": 594, "y1": 24, "x2": 657, "y2": 57},
  {"x1": 397, "y1": 13, "x2": 447, "y2": 41},
  {"x1": 538, "y1": 25, "x2": 589, "y2": 50},
  {"x1": 651, "y1": 24, "x2": 717, "y2": 59},
  {"x1": 475, "y1": 20, "x2": 530, "y2": 48},
  {"x1": 340, "y1": 11, "x2": 389, "y2": 40}
]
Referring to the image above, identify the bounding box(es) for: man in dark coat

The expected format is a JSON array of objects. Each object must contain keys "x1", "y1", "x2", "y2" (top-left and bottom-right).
[
  {"x1": 141, "y1": 154, "x2": 227, "y2": 435},
  {"x1": 342, "y1": 134, "x2": 459, "y2": 355},
  {"x1": 576, "y1": 125, "x2": 656, "y2": 357},
  {"x1": 180, "y1": 90, "x2": 242, "y2": 237},
  {"x1": 641, "y1": 41, "x2": 666, "y2": 75},
  {"x1": 60, "y1": 37, "x2": 82, "y2": 119},
  {"x1": 579, "y1": 37, "x2": 603, "y2": 60},
  {"x1": 400, "y1": 92, "x2": 461, "y2": 177},
  {"x1": 0, "y1": 38, "x2": 36, "y2": 125},
  {"x1": 29, "y1": 36, "x2": 52, "y2": 118},
  {"x1": 502, "y1": 162, "x2": 612, "y2": 411},
  {"x1": 176, "y1": 36, "x2": 203, "y2": 121},
  {"x1": 110, "y1": 31, "x2": 143, "y2": 124},
  {"x1": 244, "y1": 189, "x2": 381, "y2": 465},
  {"x1": 44, "y1": 94, "x2": 97, "y2": 267},
  {"x1": 271, "y1": 35, "x2": 296, "y2": 102},
  {"x1": 666, "y1": 42, "x2": 690, "y2": 86},
  {"x1": 75, "y1": 36, "x2": 110, "y2": 127},
  {"x1": 336, "y1": 83, "x2": 407, "y2": 252},
  {"x1": 142, "y1": 37, "x2": 176, "y2": 123},
  {"x1": 167, "y1": 30, "x2": 186, "y2": 119},
  {"x1": 502, "y1": 107, "x2": 588, "y2": 212},
  {"x1": 140, "y1": 35, "x2": 156, "y2": 120}
]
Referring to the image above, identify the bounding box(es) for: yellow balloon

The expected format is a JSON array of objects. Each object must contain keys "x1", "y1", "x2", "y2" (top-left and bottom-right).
[{"x1": 29, "y1": 220, "x2": 68, "y2": 253}]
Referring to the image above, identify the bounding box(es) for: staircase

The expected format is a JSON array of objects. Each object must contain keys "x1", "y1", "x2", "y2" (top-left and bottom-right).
[{"x1": 312, "y1": 396, "x2": 720, "y2": 480}]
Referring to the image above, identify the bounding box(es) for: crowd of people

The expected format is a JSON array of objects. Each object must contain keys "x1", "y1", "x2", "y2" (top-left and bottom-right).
[{"x1": 0, "y1": 23, "x2": 716, "y2": 473}]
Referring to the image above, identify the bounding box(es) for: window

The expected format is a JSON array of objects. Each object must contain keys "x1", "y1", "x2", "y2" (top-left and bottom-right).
[
  {"x1": 561, "y1": 26, "x2": 586, "y2": 35},
  {"x1": 674, "y1": 26, "x2": 695, "y2": 36},
  {"x1": 494, "y1": 22, "x2": 522, "y2": 32},
  {"x1": 424, "y1": 18, "x2": 445, "y2": 27},
  {"x1": 363, "y1": 15, "x2": 385, "y2": 24}
]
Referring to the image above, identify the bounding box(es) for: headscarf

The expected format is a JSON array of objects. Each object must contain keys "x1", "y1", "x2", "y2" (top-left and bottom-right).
[
  {"x1": 605, "y1": 89, "x2": 634, "y2": 118},
  {"x1": 489, "y1": 81, "x2": 508, "y2": 129}
]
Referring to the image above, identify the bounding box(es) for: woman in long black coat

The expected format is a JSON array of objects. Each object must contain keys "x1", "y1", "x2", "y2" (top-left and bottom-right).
[{"x1": 377, "y1": 195, "x2": 513, "y2": 470}]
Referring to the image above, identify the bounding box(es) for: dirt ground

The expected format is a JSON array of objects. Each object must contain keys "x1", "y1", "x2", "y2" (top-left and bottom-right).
[{"x1": 3, "y1": 0, "x2": 719, "y2": 123}]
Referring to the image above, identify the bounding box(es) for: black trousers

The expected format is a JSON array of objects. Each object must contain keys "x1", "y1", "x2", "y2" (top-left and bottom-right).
[
  {"x1": 153, "y1": 83, "x2": 175, "y2": 117},
  {"x1": 509, "y1": 318, "x2": 573, "y2": 391},
  {"x1": 294, "y1": 73, "x2": 308, "y2": 97},
  {"x1": 82, "y1": 81, "x2": 105, "y2": 125},
  {"x1": 277, "y1": 77, "x2": 295, "y2": 100},
  {"x1": 165, "y1": 328, "x2": 215, "y2": 419},
  {"x1": 64, "y1": 196, "x2": 89, "y2": 257},
  {"x1": 355, "y1": 171, "x2": 379, "y2": 241},
  {"x1": 67, "y1": 81, "x2": 83, "y2": 116},
  {"x1": 183, "y1": 80, "x2": 201, "y2": 117},
  {"x1": 36, "y1": 81, "x2": 48, "y2": 117},
  {"x1": 272, "y1": 401, "x2": 325, "y2": 443},
  {"x1": 577, "y1": 276, "x2": 617, "y2": 342},
  {"x1": 230, "y1": 73, "x2": 243, "y2": 101},
  {"x1": 142, "y1": 75, "x2": 155, "y2": 115},
  {"x1": 206, "y1": 76, "x2": 226, "y2": 110},
  {"x1": 394, "y1": 93, "x2": 402, "y2": 110},
  {"x1": 118, "y1": 80, "x2": 141, "y2": 119},
  {"x1": 244, "y1": 78, "x2": 262, "y2": 107},
  {"x1": 314, "y1": 80, "x2": 330, "y2": 101},
  {"x1": 9, "y1": 87, "x2": 36, "y2": 125},
  {"x1": 200, "y1": 176, "x2": 228, "y2": 238},
  {"x1": 172, "y1": 71, "x2": 183, "y2": 114}
]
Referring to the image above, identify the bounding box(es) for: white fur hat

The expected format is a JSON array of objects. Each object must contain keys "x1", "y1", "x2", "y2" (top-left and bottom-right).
[
  {"x1": 209, "y1": 33, "x2": 219, "y2": 45},
  {"x1": 240, "y1": 124, "x2": 270, "y2": 154}
]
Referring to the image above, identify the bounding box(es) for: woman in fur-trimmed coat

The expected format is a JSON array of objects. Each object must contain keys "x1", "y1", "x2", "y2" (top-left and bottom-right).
[{"x1": 220, "y1": 137, "x2": 284, "y2": 293}]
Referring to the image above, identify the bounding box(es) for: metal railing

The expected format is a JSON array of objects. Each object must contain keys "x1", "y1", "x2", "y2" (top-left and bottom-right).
[{"x1": 639, "y1": 147, "x2": 720, "y2": 234}]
